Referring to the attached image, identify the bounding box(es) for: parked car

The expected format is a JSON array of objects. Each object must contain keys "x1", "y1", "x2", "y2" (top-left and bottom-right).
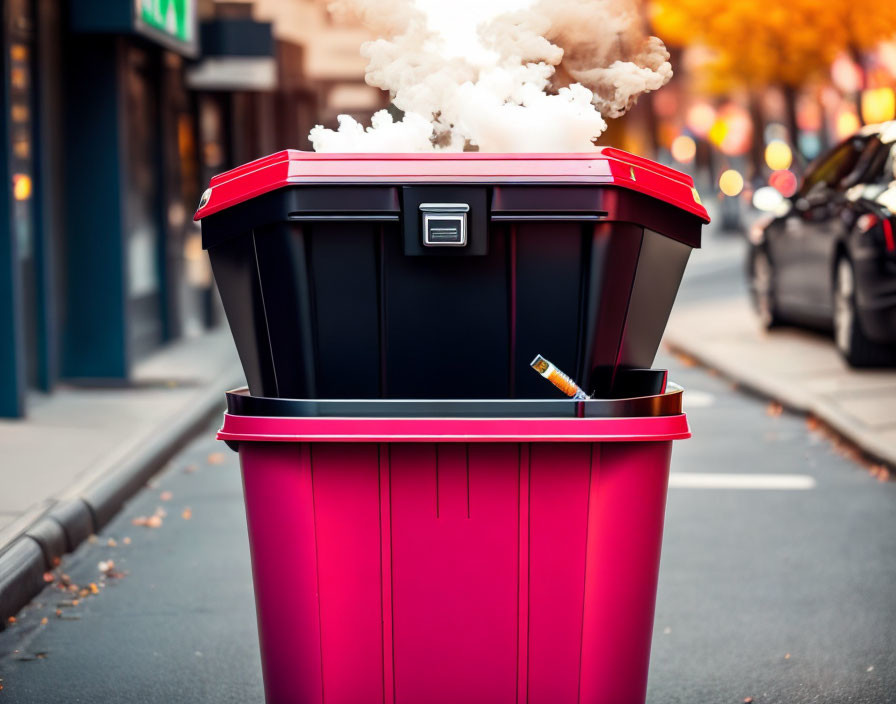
[{"x1": 747, "y1": 122, "x2": 896, "y2": 367}]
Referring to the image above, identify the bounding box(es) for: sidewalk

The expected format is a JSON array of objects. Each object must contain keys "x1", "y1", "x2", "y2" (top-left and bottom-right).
[
  {"x1": 664, "y1": 296, "x2": 896, "y2": 468},
  {"x1": 0, "y1": 329, "x2": 244, "y2": 623}
]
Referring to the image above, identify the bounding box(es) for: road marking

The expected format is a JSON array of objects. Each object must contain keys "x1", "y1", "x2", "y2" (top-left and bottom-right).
[
  {"x1": 669, "y1": 473, "x2": 816, "y2": 490},
  {"x1": 682, "y1": 390, "x2": 715, "y2": 408}
]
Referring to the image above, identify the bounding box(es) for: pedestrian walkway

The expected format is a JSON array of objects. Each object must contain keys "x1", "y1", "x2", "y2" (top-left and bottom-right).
[
  {"x1": 664, "y1": 296, "x2": 896, "y2": 468},
  {"x1": 0, "y1": 329, "x2": 244, "y2": 621}
]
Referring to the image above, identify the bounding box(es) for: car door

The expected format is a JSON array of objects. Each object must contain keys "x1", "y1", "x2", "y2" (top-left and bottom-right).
[{"x1": 775, "y1": 138, "x2": 868, "y2": 320}]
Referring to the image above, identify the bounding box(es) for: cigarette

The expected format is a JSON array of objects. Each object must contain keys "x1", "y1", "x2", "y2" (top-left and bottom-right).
[{"x1": 530, "y1": 354, "x2": 589, "y2": 399}]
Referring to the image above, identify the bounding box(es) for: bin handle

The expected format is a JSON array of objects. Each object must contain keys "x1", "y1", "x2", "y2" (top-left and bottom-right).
[
  {"x1": 490, "y1": 212, "x2": 608, "y2": 222},
  {"x1": 288, "y1": 213, "x2": 400, "y2": 222}
]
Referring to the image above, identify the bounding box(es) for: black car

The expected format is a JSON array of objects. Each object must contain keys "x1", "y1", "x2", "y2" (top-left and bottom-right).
[{"x1": 748, "y1": 122, "x2": 896, "y2": 366}]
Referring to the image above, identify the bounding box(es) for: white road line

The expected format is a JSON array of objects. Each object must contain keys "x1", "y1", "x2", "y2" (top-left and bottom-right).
[
  {"x1": 682, "y1": 390, "x2": 715, "y2": 408},
  {"x1": 669, "y1": 473, "x2": 816, "y2": 490}
]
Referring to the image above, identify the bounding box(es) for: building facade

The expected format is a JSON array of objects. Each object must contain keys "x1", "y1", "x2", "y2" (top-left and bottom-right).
[{"x1": 1, "y1": 0, "x2": 374, "y2": 417}]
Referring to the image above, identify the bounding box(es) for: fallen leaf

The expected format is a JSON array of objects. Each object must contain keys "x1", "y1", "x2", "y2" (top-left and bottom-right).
[
  {"x1": 183, "y1": 464, "x2": 198, "y2": 474},
  {"x1": 123, "y1": 537, "x2": 131, "y2": 545},
  {"x1": 784, "y1": 653, "x2": 791, "y2": 660},
  {"x1": 132, "y1": 517, "x2": 148, "y2": 527},
  {"x1": 87, "y1": 534, "x2": 98, "y2": 544},
  {"x1": 7, "y1": 616, "x2": 15, "y2": 625},
  {"x1": 51, "y1": 556, "x2": 61, "y2": 567},
  {"x1": 40, "y1": 617, "x2": 48, "y2": 626},
  {"x1": 806, "y1": 416, "x2": 820, "y2": 431},
  {"x1": 867, "y1": 665, "x2": 875, "y2": 672},
  {"x1": 207, "y1": 452, "x2": 226, "y2": 465},
  {"x1": 147, "y1": 515, "x2": 163, "y2": 528},
  {"x1": 55, "y1": 609, "x2": 62, "y2": 617},
  {"x1": 107, "y1": 538, "x2": 117, "y2": 547},
  {"x1": 744, "y1": 698, "x2": 754, "y2": 703},
  {"x1": 89, "y1": 583, "x2": 99, "y2": 595},
  {"x1": 182, "y1": 507, "x2": 192, "y2": 520},
  {"x1": 160, "y1": 491, "x2": 173, "y2": 501},
  {"x1": 766, "y1": 402, "x2": 783, "y2": 417},
  {"x1": 98, "y1": 560, "x2": 115, "y2": 574},
  {"x1": 43, "y1": 572, "x2": 55, "y2": 583}
]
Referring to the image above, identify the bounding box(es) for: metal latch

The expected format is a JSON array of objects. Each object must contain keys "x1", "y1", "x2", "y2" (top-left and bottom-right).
[{"x1": 420, "y1": 203, "x2": 469, "y2": 247}]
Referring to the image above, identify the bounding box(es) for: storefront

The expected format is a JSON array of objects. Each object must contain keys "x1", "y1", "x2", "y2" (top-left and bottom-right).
[
  {"x1": 1, "y1": 0, "x2": 38, "y2": 416},
  {"x1": 0, "y1": 0, "x2": 216, "y2": 417},
  {"x1": 61, "y1": 0, "x2": 207, "y2": 382}
]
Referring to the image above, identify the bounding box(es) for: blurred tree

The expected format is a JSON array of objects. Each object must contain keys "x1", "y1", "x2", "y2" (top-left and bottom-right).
[
  {"x1": 837, "y1": 0, "x2": 896, "y2": 122},
  {"x1": 652, "y1": 0, "x2": 896, "y2": 161}
]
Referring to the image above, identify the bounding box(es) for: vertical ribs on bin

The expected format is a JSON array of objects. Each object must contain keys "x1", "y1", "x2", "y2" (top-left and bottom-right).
[
  {"x1": 197, "y1": 152, "x2": 708, "y2": 399},
  {"x1": 236, "y1": 429, "x2": 679, "y2": 704}
]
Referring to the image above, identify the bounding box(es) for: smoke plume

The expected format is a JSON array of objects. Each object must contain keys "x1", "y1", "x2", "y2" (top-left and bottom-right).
[{"x1": 310, "y1": 0, "x2": 672, "y2": 152}]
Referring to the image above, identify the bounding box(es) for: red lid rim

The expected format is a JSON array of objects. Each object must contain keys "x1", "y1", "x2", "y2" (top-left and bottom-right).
[{"x1": 196, "y1": 149, "x2": 710, "y2": 224}]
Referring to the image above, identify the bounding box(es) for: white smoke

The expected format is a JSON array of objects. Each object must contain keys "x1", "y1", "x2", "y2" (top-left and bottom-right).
[{"x1": 310, "y1": 0, "x2": 672, "y2": 153}]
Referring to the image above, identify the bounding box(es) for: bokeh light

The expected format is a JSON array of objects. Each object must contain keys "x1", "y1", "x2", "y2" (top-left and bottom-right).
[
  {"x1": 12, "y1": 173, "x2": 31, "y2": 201},
  {"x1": 831, "y1": 54, "x2": 863, "y2": 94},
  {"x1": 861, "y1": 87, "x2": 896, "y2": 124},
  {"x1": 765, "y1": 140, "x2": 793, "y2": 171},
  {"x1": 714, "y1": 103, "x2": 752, "y2": 156},
  {"x1": 836, "y1": 110, "x2": 861, "y2": 139},
  {"x1": 686, "y1": 103, "x2": 716, "y2": 138},
  {"x1": 708, "y1": 119, "x2": 728, "y2": 147},
  {"x1": 798, "y1": 133, "x2": 822, "y2": 160},
  {"x1": 753, "y1": 186, "x2": 785, "y2": 212},
  {"x1": 768, "y1": 169, "x2": 798, "y2": 197},
  {"x1": 670, "y1": 134, "x2": 697, "y2": 163},
  {"x1": 719, "y1": 169, "x2": 744, "y2": 197},
  {"x1": 764, "y1": 123, "x2": 788, "y2": 143}
]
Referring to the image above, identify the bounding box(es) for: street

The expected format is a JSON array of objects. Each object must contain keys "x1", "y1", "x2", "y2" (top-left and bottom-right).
[{"x1": 1, "y1": 233, "x2": 895, "y2": 703}]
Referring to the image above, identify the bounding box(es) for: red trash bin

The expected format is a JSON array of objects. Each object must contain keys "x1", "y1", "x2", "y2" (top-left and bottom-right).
[{"x1": 218, "y1": 387, "x2": 688, "y2": 704}]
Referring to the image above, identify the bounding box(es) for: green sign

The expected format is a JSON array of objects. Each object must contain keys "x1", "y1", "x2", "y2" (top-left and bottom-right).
[{"x1": 138, "y1": 0, "x2": 194, "y2": 44}]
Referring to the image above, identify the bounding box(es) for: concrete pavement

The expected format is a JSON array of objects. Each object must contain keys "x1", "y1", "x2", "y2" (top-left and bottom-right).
[
  {"x1": 1, "y1": 354, "x2": 893, "y2": 703},
  {"x1": 664, "y1": 234, "x2": 896, "y2": 469},
  {"x1": 0, "y1": 328, "x2": 244, "y2": 624}
]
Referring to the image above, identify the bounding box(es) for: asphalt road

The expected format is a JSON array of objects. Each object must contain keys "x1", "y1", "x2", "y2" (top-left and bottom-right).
[{"x1": 1, "y1": 232, "x2": 894, "y2": 703}]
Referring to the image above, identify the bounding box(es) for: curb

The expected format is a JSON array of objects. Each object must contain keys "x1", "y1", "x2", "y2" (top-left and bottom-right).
[
  {"x1": 665, "y1": 336, "x2": 896, "y2": 469},
  {"x1": 0, "y1": 371, "x2": 240, "y2": 626}
]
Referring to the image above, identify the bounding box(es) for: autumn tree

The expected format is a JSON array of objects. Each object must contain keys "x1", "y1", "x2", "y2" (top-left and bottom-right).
[{"x1": 652, "y1": 0, "x2": 896, "y2": 157}]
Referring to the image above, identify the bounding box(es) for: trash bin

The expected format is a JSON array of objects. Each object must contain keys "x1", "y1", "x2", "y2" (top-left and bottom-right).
[
  {"x1": 195, "y1": 150, "x2": 709, "y2": 400},
  {"x1": 219, "y1": 383, "x2": 687, "y2": 704}
]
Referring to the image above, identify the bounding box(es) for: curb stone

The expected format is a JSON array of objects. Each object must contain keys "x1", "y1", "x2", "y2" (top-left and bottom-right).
[
  {"x1": 665, "y1": 338, "x2": 896, "y2": 469},
  {"x1": 0, "y1": 370, "x2": 241, "y2": 626}
]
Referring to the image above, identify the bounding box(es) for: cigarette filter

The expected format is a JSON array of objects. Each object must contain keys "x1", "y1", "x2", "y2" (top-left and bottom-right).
[{"x1": 530, "y1": 354, "x2": 589, "y2": 399}]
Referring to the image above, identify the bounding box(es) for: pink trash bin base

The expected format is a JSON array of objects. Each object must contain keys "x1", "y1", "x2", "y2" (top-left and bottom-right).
[{"x1": 218, "y1": 414, "x2": 689, "y2": 704}]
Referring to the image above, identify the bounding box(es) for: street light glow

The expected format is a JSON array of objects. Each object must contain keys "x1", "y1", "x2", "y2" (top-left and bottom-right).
[
  {"x1": 769, "y1": 169, "x2": 797, "y2": 197},
  {"x1": 765, "y1": 140, "x2": 792, "y2": 171},
  {"x1": 719, "y1": 169, "x2": 744, "y2": 197},
  {"x1": 686, "y1": 103, "x2": 716, "y2": 138},
  {"x1": 861, "y1": 87, "x2": 896, "y2": 124},
  {"x1": 671, "y1": 134, "x2": 697, "y2": 163},
  {"x1": 836, "y1": 110, "x2": 861, "y2": 139},
  {"x1": 12, "y1": 173, "x2": 31, "y2": 201}
]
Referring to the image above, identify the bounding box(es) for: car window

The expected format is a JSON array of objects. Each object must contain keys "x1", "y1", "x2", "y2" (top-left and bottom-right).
[
  {"x1": 841, "y1": 137, "x2": 889, "y2": 188},
  {"x1": 878, "y1": 143, "x2": 896, "y2": 185},
  {"x1": 798, "y1": 137, "x2": 867, "y2": 196}
]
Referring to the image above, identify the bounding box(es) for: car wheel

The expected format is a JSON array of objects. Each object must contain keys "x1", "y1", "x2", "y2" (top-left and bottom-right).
[
  {"x1": 750, "y1": 249, "x2": 780, "y2": 329},
  {"x1": 833, "y1": 256, "x2": 895, "y2": 367}
]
